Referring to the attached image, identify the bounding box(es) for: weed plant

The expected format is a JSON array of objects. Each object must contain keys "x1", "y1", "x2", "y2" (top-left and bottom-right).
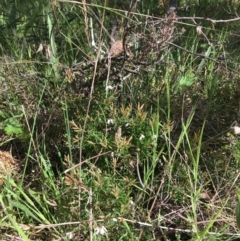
[{"x1": 0, "y1": 0, "x2": 240, "y2": 240}]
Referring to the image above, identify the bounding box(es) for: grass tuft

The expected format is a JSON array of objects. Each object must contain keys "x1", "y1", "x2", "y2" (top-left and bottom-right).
[{"x1": 1, "y1": 0, "x2": 240, "y2": 240}]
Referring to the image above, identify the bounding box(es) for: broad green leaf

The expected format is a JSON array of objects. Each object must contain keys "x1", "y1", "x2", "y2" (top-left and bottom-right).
[
  {"x1": 4, "y1": 123, "x2": 23, "y2": 136},
  {"x1": 179, "y1": 71, "x2": 195, "y2": 87}
]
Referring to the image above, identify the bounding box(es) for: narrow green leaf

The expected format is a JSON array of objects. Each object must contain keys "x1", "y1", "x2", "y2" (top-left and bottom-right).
[
  {"x1": 236, "y1": 190, "x2": 240, "y2": 230},
  {"x1": 0, "y1": 195, "x2": 30, "y2": 241},
  {"x1": 9, "y1": 201, "x2": 42, "y2": 223}
]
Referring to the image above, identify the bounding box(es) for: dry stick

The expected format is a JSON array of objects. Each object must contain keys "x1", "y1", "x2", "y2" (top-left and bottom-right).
[
  {"x1": 148, "y1": 169, "x2": 166, "y2": 218},
  {"x1": 22, "y1": 105, "x2": 37, "y2": 154},
  {"x1": 88, "y1": 189, "x2": 93, "y2": 241},
  {"x1": 124, "y1": 0, "x2": 139, "y2": 28},
  {"x1": 191, "y1": 18, "x2": 212, "y2": 46},
  {"x1": 89, "y1": 9, "x2": 113, "y2": 42},
  {"x1": 58, "y1": 4, "x2": 112, "y2": 60},
  {"x1": 56, "y1": 0, "x2": 160, "y2": 21},
  {"x1": 64, "y1": 151, "x2": 111, "y2": 174},
  {"x1": 211, "y1": 166, "x2": 240, "y2": 203},
  {"x1": 82, "y1": 0, "x2": 90, "y2": 46},
  {"x1": 156, "y1": 225, "x2": 240, "y2": 237},
  {"x1": 177, "y1": 16, "x2": 240, "y2": 23},
  {"x1": 34, "y1": 221, "x2": 82, "y2": 229},
  {"x1": 202, "y1": 160, "x2": 220, "y2": 203},
  {"x1": 32, "y1": 216, "x2": 234, "y2": 229},
  {"x1": 193, "y1": 126, "x2": 236, "y2": 151},
  {"x1": 31, "y1": 216, "x2": 240, "y2": 238},
  {"x1": 57, "y1": 0, "x2": 240, "y2": 24},
  {"x1": 123, "y1": 0, "x2": 139, "y2": 52},
  {"x1": 79, "y1": 3, "x2": 108, "y2": 239},
  {"x1": 4, "y1": 235, "x2": 24, "y2": 241},
  {"x1": 37, "y1": 218, "x2": 240, "y2": 237},
  {"x1": 58, "y1": 30, "x2": 92, "y2": 61},
  {"x1": 168, "y1": 42, "x2": 240, "y2": 75},
  {"x1": 106, "y1": 49, "x2": 112, "y2": 96}
]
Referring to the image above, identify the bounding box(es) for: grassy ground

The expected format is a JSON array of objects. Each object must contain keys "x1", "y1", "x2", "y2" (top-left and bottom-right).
[{"x1": 1, "y1": 0, "x2": 240, "y2": 240}]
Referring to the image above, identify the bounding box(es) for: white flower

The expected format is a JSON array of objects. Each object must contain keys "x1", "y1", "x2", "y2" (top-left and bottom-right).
[
  {"x1": 106, "y1": 85, "x2": 114, "y2": 90},
  {"x1": 107, "y1": 119, "x2": 114, "y2": 125},
  {"x1": 95, "y1": 226, "x2": 107, "y2": 235},
  {"x1": 130, "y1": 200, "x2": 135, "y2": 206},
  {"x1": 66, "y1": 231, "x2": 74, "y2": 239},
  {"x1": 231, "y1": 126, "x2": 240, "y2": 135},
  {"x1": 196, "y1": 25, "x2": 202, "y2": 35},
  {"x1": 139, "y1": 134, "x2": 145, "y2": 140},
  {"x1": 112, "y1": 218, "x2": 118, "y2": 222}
]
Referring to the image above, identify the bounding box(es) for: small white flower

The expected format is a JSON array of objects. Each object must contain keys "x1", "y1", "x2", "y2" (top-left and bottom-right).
[
  {"x1": 92, "y1": 39, "x2": 96, "y2": 48},
  {"x1": 112, "y1": 218, "x2": 118, "y2": 222},
  {"x1": 231, "y1": 126, "x2": 240, "y2": 135},
  {"x1": 95, "y1": 226, "x2": 107, "y2": 235},
  {"x1": 107, "y1": 119, "x2": 114, "y2": 125},
  {"x1": 106, "y1": 85, "x2": 114, "y2": 90},
  {"x1": 139, "y1": 134, "x2": 145, "y2": 140},
  {"x1": 196, "y1": 25, "x2": 202, "y2": 35},
  {"x1": 66, "y1": 231, "x2": 74, "y2": 239},
  {"x1": 130, "y1": 200, "x2": 135, "y2": 206}
]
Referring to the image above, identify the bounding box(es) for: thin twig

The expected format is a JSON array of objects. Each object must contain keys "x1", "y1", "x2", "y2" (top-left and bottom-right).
[
  {"x1": 169, "y1": 42, "x2": 240, "y2": 74},
  {"x1": 64, "y1": 151, "x2": 111, "y2": 174},
  {"x1": 177, "y1": 16, "x2": 240, "y2": 23}
]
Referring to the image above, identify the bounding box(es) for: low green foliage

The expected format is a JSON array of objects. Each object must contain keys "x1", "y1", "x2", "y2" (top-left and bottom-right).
[
  {"x1": 236, "y1": 190, "x2": 240, "y2": 231},
  {"x1": 1, "y1": 0, "x2": 240, "y2": 240}
]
